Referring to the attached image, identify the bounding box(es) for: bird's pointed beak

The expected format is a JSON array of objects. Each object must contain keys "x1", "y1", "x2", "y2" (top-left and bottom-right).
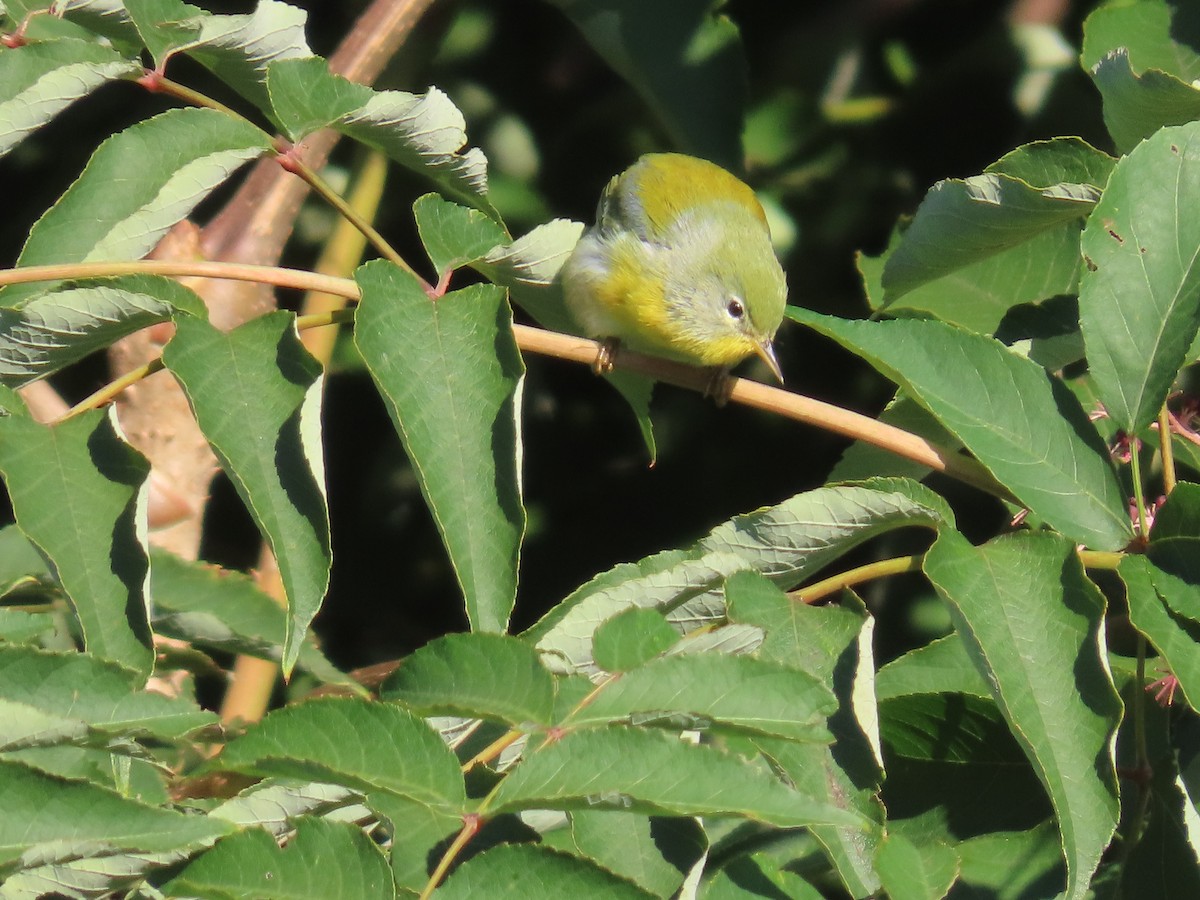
[{"x1": 754, "y1": 339, "x2": 784, "y2": 385}]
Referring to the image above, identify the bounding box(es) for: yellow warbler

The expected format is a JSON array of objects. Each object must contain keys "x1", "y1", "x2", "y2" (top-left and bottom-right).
[{"x1": 561, "y1": 153, "x2": 786, "y2": 383}]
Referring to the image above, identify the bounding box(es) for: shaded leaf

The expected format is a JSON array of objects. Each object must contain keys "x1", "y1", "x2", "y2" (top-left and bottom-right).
[
  {"x1": 545, "y1": 0, "x2": 747, "y2": 169},
  {"x1": 861, "y1": 224, "x2": 1084, "y2": 337},
  {"x1": 924, "y1": 530, "x2": 1121, "y2": 900},
  {"x1": 880, "y1": 171, "x2": 1098, "y2": 305},
  {"x1": 954, "y1": 823, "x2": 1065, "y2": 898},
  {"x1": 875, "y1": 634, "x2": 992, "y2": 701},
  {"x1": 874, "y1": 833, "x2": 959, "y2": 900},
  {"x1": 0, "y1": 409, "x2": 152, "y2": 676},
  {"x1": 1120, "y1": 555, "x2": 1200, "y2": 712},
  {"x1": 568, "y1": 811, "x2": 705, "y2": 897},
  {"x1": 162, "y1": 312, "x2": 330, "y2": 675}
]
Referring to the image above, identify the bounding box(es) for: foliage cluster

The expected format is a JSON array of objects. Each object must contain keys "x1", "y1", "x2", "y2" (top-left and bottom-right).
[{"x1": 1, "y1": 0, "x2": 1200, "y2": 897}]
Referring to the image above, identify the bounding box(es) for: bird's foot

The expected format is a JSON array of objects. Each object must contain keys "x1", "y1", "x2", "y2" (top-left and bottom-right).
[
  {"x1": 704, "y1": 367, "x2": 735, "y2": 407},
  {"x1": 593, "y1": 337, "x2": 620, "y2": 375}
]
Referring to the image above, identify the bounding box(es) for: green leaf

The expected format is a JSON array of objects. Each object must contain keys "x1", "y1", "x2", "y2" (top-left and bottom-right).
[
  {"x1": 149, "y1": 550, "x2": 345, "y2": 684},
  {"x1": 381, "y1": 632, "x2": 555, "y2": 726},
  {"x1": 881, "y1": 693, "x2": 1018, "y2": 764},
  {"x1": 954, "y1": 824, "x2": 1065, "y2": 898},
  {"x1": 526, "y1": 479, "x2": 949, "y2": 675},
  {"x1": 0, "y1": 409, "x2": 153, "y2": 676},
  {"x1": 124, "y1": 0, "x2": 204, "y2": 66},
  {"x1": 438, "y1": 844, "x2": 659, "y2": 899},
  {"x1": 413, "y1": 192, "x2": 509, "y2": 277},
  {"x1": 923, "y1": 530, "x2": 1122, "y2": 900},
  {"x1": 1116, "y1": 745, "x2": 1200, "y2": 898},
  {"x1": 43, "y1": 0, "x2": 142, "y2": 45},
  {"x1": 1094, "y1": 52, "x2": 1200, "y2": 154},
  {"x1": 0, "y1": 759, "x2": 230, "y2": 877},
  {"x1": 475, "y1": 217, "x2": 583, "y2": 332},
  {"x1": 1152, "y1": 481, "x2": 1200, "y2": 541},
  {"x1": 337, "y1": 88, "x2": 493, "y2": 215},
  {"x1": 545, "y1": 0, "x2": 747, "y2": 170},
  {"x1": 209, "y1": 779, "x2": 357, "y2": 831},
  {"x1": 164, "y1": 0, "x2": 312, "y2": 112},
  {"x1": 591, "y1": 607, "x2": 679, "y2": 673},
  {"x1": 214, "y1": 697, "x2": 466, "y2": 808},
  {"x1": 0, "y1": 644, "x2": 213, "y2": 742},
  {"x1": 0, "y1": 608, "x2": 55, "y2": 645},
  {"x1": 1081, "y1": 0, "x2": 1200, "y2": 80},
  {"x1": 354, "y1": 263, "x2": 524, "y2": 634},
  {"x1": 365, "y1": 791, "x2": 460, "y2": 892},
  {"x1": 0, "y1": 275, "x2": 206, "y2": 386},
  {"x1": 875, "y1": 633, "x2": 992, "y2": 701},
  {"x1": 0, "y1": 698, "x2": 89, "y2": 752},
  {"x1": 568, "y1": 811, "x2": 705, "y2": 897},
  {"x1": 490, "y1": 726, "x2": 866, "y2": 829},
  {"x1": 1, "y1": 107, "x2": 271, "y2": 306},
  {"x1": 867, "y1": 138, "x2": 1113, "y2": 329},
  {"x1": 879, "y1": 170, "x2": 1099, "y2": 306},
  {"x1": 0, "y1": 38, "x2": 139, "y2": 159},
  {"x1": 860, "y1": 223, "x2": 1084, "y2": 336},
  {"x1": 986, "y1": 137, "x2": 1116, "y2": 190},
  {"x1": 874, "y1": 833, "x2": 959, "y2": 900},
  {"x1": 702, "y1": 853, "x2": 825, "y2": 898},
  {"x1": 0, "y1": 523, "x2": 51, "y2": 593},
  {"x1": 788, "y1": 309, "x2": 1132, "y2": 550},
  {"x1": 830, "y1": 393, "x2": 959, "y2": 483},
  {"x1": 5, "y1": 744, "x2": 168, "y2": 801},
  {"x1": 728, "y1": 574, "x2": 884, "y2": 897},
  {"x1": 0, "y1": 848, "x2": 188, "y2": 899},
  {"x1": 567, "y1": 653, "x2": 835, "y2": 742},
  {"x1": 1079, "y1": 121, "x2": 1200, "y2": 435},
  {"x1": 724, "y1": 569, "x2": 867, "y2": 681},
  {"x1": 1120, "y1": 555, "x2": 1200, "y2": 712},
  {"x1": 162, "y1": 312, "x2": 330, "y2": 675},
  {"x1": 1082, "y1": 1, "x2": 1200, "y2": 151},
  {"x1": 265, "y1": 55, "x2": 371, "y2": 141},
  {"x1": 163, "y1": 817, "x2": 393, "y2": 900}
]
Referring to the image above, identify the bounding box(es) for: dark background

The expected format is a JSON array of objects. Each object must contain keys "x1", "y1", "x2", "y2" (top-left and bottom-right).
[{"x1": 0, "y1": 0, "x2": 1113, "y2": 671}]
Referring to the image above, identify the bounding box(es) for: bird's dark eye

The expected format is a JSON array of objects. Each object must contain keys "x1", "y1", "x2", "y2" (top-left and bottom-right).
[{"x1": 726, "y1": 297, "x2": 746, "y2": 320}]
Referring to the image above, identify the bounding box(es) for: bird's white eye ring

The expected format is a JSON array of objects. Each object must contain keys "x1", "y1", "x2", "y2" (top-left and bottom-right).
[{"x1": 726, "y1": 297, "x2": 746, "y2": 320}]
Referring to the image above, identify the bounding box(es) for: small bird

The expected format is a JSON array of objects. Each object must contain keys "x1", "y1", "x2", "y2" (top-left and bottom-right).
[{"x1": 561, "y1": 153, "x2": 787, "y2": 385}]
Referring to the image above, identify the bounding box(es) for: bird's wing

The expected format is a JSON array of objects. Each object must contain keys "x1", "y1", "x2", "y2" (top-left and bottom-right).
[{"x1": 600, "y1": 154, "x2": 769, "y2": 244}]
